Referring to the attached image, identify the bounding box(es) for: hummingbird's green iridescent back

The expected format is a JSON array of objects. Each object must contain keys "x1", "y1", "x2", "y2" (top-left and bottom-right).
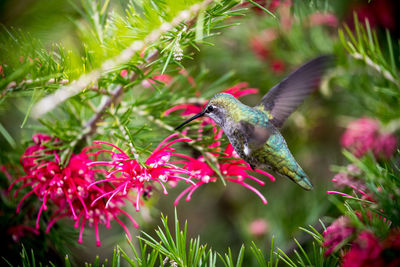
[{"x1": 251, "y1": 129, "x2": 313, "y2": 190}]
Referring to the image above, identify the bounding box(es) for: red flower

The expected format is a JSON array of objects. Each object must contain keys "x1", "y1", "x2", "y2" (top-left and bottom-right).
[
  {"x1": 68, "y1": 182, "x2": 138, "y2": 247},
  {"x1": 88, "y1": 133, "x2": 194, "y2": 212},
  {"x1": 374, "y1": 134, "x2": 397, "y2": 160},
  {"x1": 342, "y1": 231, "x2": 384, "y2": 267},
  {"x1": 322, "y1": 216, "x2": 355, "y2": 256},
  {"x1": 271, "y1": 59, "x2": 285, "y2": 74},
  {"x1": 174, "y1": 144, "x2": 275, "y2": 205},
  {"x1": 341, "y1": 117, "x2": 397, "y2": 160},
  {"x1": 331, "y1": 164, "x2": 372, "y2": 201},
  {"x1": 9, "y1": 134, "x2": 138, "y2": 247},
  {"x1": 250, "y1": 29, "x2": 278, "y2": 61}
]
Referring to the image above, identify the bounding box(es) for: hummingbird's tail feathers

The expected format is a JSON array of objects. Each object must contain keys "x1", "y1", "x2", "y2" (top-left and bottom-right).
[
  {"x1": 294, "y1": 175, "x2": 313, "y2": 191},
  {"x1": 281, "y1": 167, "x2": 314, "y2": 190}
]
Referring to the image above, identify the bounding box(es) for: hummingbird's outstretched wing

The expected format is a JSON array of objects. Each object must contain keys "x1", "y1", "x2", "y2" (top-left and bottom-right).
[{"x1": 257, "y1": 55, "x2": 334, "y2": 128}]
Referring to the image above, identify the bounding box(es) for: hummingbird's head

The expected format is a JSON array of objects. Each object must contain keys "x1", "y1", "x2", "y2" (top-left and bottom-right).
[{"x1": 175, "y1": 93, "x2": 239, "y2": 130}]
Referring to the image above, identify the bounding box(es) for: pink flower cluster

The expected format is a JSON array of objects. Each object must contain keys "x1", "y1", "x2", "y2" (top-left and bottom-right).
[
  {"x1": 327, "y1": 164, "x2": 373, "y2": 202},
  {"x1": 341, "y1": 117, "x2": 397, "y2": 160},
  {"x1": 88, "y1": 133, "x2": 195, "y2": 211},
  {"x1": 9, "y1": 134, "x2": 138, "y2": 246},
  {"x1": 323, "y1": 216, "x2": 400, "y2": 267},
  {"x1": 174, "y1": 144, "x2": 275, "y2": 206},
  {"x1": 323, "y1": 216, "x2": 355, "y2": 256}
]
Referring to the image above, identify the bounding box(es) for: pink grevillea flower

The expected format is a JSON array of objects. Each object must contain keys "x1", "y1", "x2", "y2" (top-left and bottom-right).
[
  {"x1": 10, "y1": 142, "x2": 96, "y2": 230},
  {"x1": 9, "y1": 134, "x2": 137, "y2": 247},
  {"x1": 328, "y1": 164, "x2": 376, "y2": 202},
  {"x1": 70, "y1": 182, "x2": 138, "y2": 247},
  {"x1": 174, "y1": 144, "x2": 275, "y2": 205},
  {"x1": 342, "y1": 231, "x2": 384, "y2": 267},
  {"x1": 323, "y1": 216, "x2": 355, "y2": 256},
  {"x1": 308, "y1": 12, "x2": 338, "y2": 27},
  {"x1": 330, "y1": 163, "x2": 373, "y2": 200},
  {"x1": 88, "y1": 133, "x2": 195, "y2": 213},
  {"x1": 341, "y1": 117, "x2": 397, "y2": 160},
  {"x1": 249, "y1": 218, "x2": 269, "y2": 237}
]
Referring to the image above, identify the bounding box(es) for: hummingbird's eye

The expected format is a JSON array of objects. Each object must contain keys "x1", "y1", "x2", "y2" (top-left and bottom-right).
[{"x1": 206, "y1": 105, "x2": 214, "y2": 113}]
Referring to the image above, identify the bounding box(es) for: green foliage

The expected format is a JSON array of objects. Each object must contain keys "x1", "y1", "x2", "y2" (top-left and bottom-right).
[
  {"x1": 276, "y1": 225, "x2": 339, "y2": 267},
  {"x1": 139, "y1": 211, "x2": 214, "y2": 266},
  {"x1": 5, "y1": 212, "x2": 296, "y2": 267},
  {"x1": 339, "y1": 150, "x2": 400, "y2": 229},
  {"x1": 338, "y1": 15, "x2": 400, "y2": 121}
]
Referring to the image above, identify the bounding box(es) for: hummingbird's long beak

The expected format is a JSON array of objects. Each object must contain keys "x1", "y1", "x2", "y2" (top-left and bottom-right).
[{"x1": 175, "y1": 111, "x2": 205, "y2": 130}]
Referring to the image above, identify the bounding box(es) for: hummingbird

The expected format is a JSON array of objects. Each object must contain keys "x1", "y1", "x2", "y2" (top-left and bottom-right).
[{"x1": 175, "y1": 55, "x2": 333, "y2": 190}]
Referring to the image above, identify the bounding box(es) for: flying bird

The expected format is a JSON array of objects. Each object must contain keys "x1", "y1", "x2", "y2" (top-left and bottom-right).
[{"x1": 175, "y1": 55, "x2": 333, "y2": 190}]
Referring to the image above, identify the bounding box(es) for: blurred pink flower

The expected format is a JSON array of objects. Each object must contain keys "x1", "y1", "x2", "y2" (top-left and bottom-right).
[
  {"x1": 323, "y1": 216, "x2": 355, "y2": 256},
  {"x1": 249, "y1": 218, "x2": 269, "y2": 237},
  {"x1": 142, "y1": 74, "x2": 173, "y2": 88},
  {"x1": 331, "y1": 167, "x2": 371, "y2": 200},
  {"x1": 88, "y1": 133, "x2": 195, "y2": 212},
  {"x1": 341, "y1": 117, "x2": 397, "y2": 160},
  {"x1": 308, "y1": 12, "x2": 338, "y2": 27},
  {"x1": 271, "y1": 59, "x2": 285, "y2": 74},
  {"x1": 374, "y1": 134, "x2": 397, "y2": 159},
  {"x1": 250, "y1": 36, "x2": 270, "y2": 61},
  {"x1": 342, "y1": 231, "x2": 384, "y2": 267},
  {"x1": 120, "y1": 69, "x2": 128, "y2": 78}
]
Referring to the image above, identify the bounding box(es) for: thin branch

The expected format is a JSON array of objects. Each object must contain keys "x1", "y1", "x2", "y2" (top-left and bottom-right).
[
  {"x1": 31, "y1": 0, "x2": 216, "y2": 119},
  {"x1": 64, "y1": 50, "x2": 158, "y2": 156},
  {"x1": 1, "y1": 78, "x2": 69, "y2": 99},
  {"x1": 351, "y1": 52, "x2": 400, "y2": 88}
]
